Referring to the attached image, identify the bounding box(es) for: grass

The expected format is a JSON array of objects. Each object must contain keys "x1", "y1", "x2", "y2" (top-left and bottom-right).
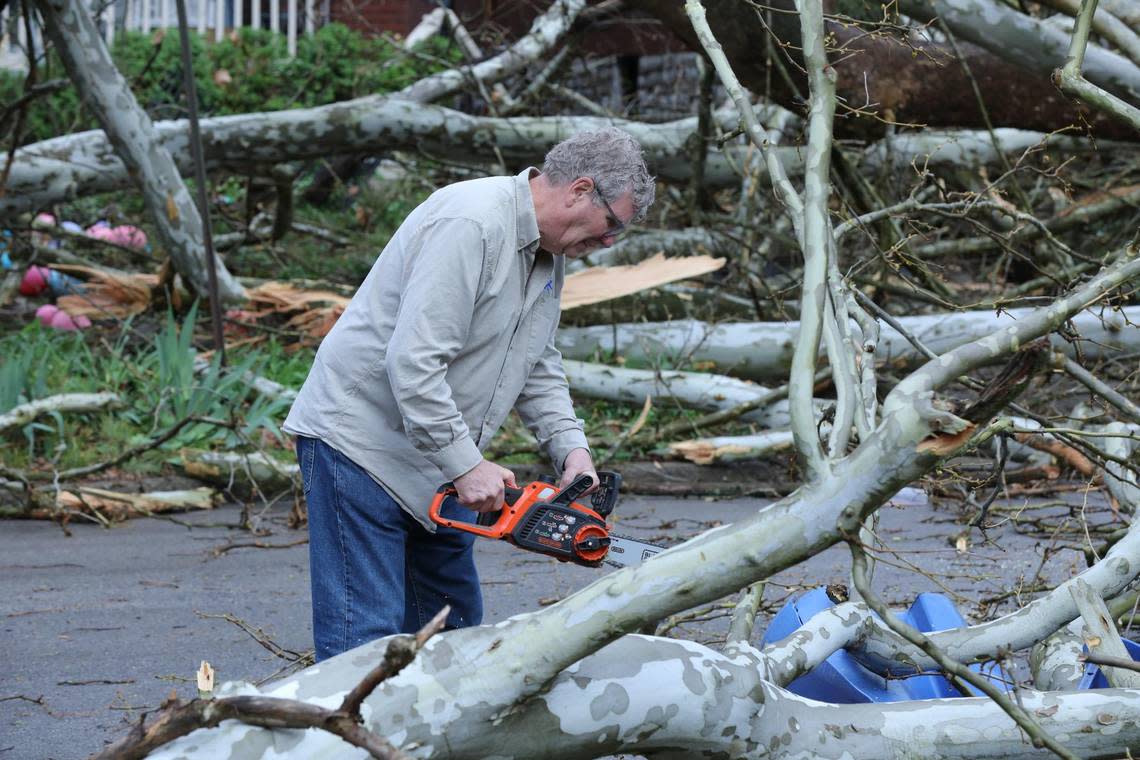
[
  {"x1": 0, "y1": 309, "x2": 296, "y2": 475},
  {"x1": 0, "y1": 305, "x2": 726, "y2": 478}
]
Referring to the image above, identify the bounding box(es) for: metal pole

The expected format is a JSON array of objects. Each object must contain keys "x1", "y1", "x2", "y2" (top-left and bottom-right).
[{"x1": 174, "y1": 0, "x2": 226, "y2": 364}]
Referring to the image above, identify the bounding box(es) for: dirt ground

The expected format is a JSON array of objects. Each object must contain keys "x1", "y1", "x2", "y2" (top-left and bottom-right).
[{"x1": 0, "y1": 479, "x2": 1117, "y2": 760}]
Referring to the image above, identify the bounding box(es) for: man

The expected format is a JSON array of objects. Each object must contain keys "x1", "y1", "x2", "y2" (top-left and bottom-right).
[{"x1": 284, "y1": 128, "x2": 655, "y2": 661}]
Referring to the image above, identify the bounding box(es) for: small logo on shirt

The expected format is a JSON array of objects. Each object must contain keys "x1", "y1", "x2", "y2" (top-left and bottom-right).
[{"x1": 544, "y1": 279, "x2": 553, "y2": 292}]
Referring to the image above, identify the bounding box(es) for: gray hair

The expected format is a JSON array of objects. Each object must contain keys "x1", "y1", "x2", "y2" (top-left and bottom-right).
[{"x1": 542, "y1": 127, "x2": 656, "y2": 222}]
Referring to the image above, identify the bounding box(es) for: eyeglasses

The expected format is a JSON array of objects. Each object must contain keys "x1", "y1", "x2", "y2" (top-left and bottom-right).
[{"x1": 591, "y1": 179, "x2": 627, "y2": 239}]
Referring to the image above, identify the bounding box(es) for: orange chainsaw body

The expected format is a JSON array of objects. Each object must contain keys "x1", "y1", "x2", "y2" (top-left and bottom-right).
[{"x1": 428, "y1": 473, "x2": 620, "y2": 566}]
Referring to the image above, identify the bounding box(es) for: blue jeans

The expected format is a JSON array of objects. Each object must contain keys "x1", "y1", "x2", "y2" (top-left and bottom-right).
[{"x1": 296, "y1": 436, "x2": 483, "y2": 661}]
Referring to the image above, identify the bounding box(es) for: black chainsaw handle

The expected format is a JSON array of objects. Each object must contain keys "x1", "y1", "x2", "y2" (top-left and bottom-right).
[{"x1": 477, "y1": 485, "x2": 524, "y2": 526}]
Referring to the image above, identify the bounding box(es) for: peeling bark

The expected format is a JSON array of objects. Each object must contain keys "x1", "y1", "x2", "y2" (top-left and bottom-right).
[{"x1": 627, "y1": 0, "x2": 1136, "y2": 137}]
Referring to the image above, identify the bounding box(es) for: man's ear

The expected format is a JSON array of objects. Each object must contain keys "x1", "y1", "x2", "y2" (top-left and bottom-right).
[{"x1": 567, "y1": 176, "x2": 594, "y2": 201}]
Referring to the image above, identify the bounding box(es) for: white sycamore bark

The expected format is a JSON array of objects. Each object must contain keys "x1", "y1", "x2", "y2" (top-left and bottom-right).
[
  {"x1": 556, "y1": 303, "x2": 1140, "y2": 382},
  {"x1": 898, "y1": 0, "x2": 1140, "y2": 102},
  {"x1": 135, "y1": 0, "x2": 1140, "y2": 751},
  {"x1": 0, "y1": 392, "x2": 120, "y2": 433},
  {"x1": 30, "y1": 0, "x2": 246, "y2": 302},
  {"x1": 3, "y1": 109, "x2": 1121, "y2": 222},
  {"x1": 564, "y1": 360, "x2": 798, "y2": 428}
]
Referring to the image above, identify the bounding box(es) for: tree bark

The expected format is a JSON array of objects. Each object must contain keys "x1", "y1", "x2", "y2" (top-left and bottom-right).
[
  {"x1": 4, "y1": 101, "x2": 1122, "y2": 220},
  {"x1": 140, "y1": 205, "x2": 1140, "y2": 760},
  {"x1": 30, "y1": 0, "x2": 245, "y2": 303},
  {"x1": 557, "y1": 303, "x2": 1140, "y2": 382},
  {"x1": 627, "y1": 0, "x2": 1137, "y2": 138},
  {"x1": 0, "y1": 392, "x2": 119, "y2": 433},
  {"x1": 564, "y1": 359, "x2": 798, "y2": 428}
]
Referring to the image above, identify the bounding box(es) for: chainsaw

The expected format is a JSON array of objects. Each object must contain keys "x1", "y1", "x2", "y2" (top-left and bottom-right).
[{"x1": 428, "y1": 471, "x2": 664, "y2": 568}]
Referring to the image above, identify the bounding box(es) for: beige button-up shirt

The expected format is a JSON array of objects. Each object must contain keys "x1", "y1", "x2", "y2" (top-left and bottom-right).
[{"x1": 283, "y1": 168, "x2": 588, "y2": 529}]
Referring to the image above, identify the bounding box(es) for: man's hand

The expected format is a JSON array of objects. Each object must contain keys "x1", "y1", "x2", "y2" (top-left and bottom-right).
[
  {"x1": 454, "y1": 460, "x2": 517, "y2": 513},
  {"x1": 559, "y1": 448, "x2": 598, "y2": 493}
]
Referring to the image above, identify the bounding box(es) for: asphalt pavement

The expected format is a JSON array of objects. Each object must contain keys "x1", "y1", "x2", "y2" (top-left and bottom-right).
[{"x1": 1, "y1": 486, "x2": 1111, "y2": 759}]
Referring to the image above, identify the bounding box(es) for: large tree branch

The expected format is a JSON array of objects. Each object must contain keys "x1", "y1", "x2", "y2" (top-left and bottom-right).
[
  {"x1": 629, "y1": 0, "x2": 1135, "y2": 137},
  {"x1": 1052, "y1": 0, "x2": 1140, "y2": 131},
  {"x1": 899, "y1": 0, "x2": 1140, "y2": 102},
  {"x1": 31, "y1": 0, "x2": 245, "y2": 302},
  {"x1": 556, "y1": 303, "x2": 1140, "y2": 382},
  {"x1": 0, "y1": 105, "x2": 769, "y2": 219}
]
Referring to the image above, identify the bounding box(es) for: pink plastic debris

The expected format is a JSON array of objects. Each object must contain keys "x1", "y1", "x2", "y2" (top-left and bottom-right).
[
  {"x1": 111, "y1": 225, "x2": 148, "y2": 250},
  {"x1": 19, "y1": 266, "x2": 50, "y2": 296},
  {"x1": 85, "y1": 222, "x2": 115, "y2": 242},
  {"x1": 35, "y1": 303, "x2": 59, "y2": 325},
  {"x1": 86, "y1": 223, "x2": 148, "y2": 250},
  {"x1": 48, "y1": 310, "x2": 91, "y2": 331}
]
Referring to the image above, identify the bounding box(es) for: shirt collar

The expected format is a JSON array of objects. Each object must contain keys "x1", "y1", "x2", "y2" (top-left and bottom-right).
[{"x1": 514, "y1": 167, "x2": 541, "y2": 252}]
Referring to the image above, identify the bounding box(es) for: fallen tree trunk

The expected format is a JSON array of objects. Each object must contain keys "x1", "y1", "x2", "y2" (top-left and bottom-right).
[
  {"x1": 3, "y1": 103, "x2": 1121, "y2": 220},
  {"x1": 0, "y1": 105, "x2": 760, "y2": 218},
  {"x1": 556, "y1": 304, "x2": 1140, "y2": 382},
  {"x1": 564, "y1": 359, "x2": 797, "y2": 428},
  {"x1": 0, "y1": 392, "x2": 119, "y2": 434},
  {"x1": 178, "y1": 449, "x2": 300, "y2": 498},
  {"x1": 897, "y1": 0, "x2": 1140, "y2": 103},
  {"x1": 0, "y1": 486, "x2": 218, "y2": 520},
  {"x1": 628, "y1": 0, "x2": 1137, "y2": 138},
  {"x1": 860, "y1": 129, "x2": 1138, "y2": 175}
]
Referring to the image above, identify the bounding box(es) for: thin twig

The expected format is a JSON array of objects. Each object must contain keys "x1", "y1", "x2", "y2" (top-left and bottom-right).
[{"x1": 847, "y1": 540, "x2": 1079, "y2": 760}]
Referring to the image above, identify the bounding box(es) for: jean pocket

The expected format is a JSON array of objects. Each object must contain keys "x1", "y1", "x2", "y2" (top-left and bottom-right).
[{"x1": 298, "y1": 437, "x2": 317, "y2": 495}]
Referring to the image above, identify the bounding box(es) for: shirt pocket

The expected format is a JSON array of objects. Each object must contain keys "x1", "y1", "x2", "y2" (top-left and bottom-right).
[{"x1": 525, "y1": 290, "x2": 559, "y2": 365}]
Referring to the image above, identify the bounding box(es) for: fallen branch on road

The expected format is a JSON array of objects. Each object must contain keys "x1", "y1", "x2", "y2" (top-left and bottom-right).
[{"x1": 92, "y1": 607, "x2": 449, "y2": 760}]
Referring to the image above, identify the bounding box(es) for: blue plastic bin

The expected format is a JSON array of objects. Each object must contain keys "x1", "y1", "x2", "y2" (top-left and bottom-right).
[{"x1": 760, "y1": 587, "x2": 1012, "y2": 702}]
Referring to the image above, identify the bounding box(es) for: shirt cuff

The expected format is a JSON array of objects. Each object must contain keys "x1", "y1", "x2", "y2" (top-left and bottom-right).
[
  {"x1": 425, "y1": 436, "x2": 485, "y2": 481},
  {"x1": 549, "y1": 431, "x2": 591, "y2": 476}
]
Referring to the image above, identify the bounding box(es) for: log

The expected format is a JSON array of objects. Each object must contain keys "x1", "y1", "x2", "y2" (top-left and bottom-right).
[
  {"x1": 0, "y1": 392, "x2": 120, "y2": 434},
  {"x1": 629, "y1": 0, "x2": 1136, "y2": 137},
  {"x1": 1, "y1": 486, "x2": 219, "y2": 520},
  {"x1": 179, "y1": 449, "x2": 299, "y2": 497},
  {"x1": 5, "y1": 103, "x2": 1120, "y2": 221},
  {"x1": 665, "y1": 432, "x2": 795, "y2": 464},
  {"x1": 0, "y1": 106, "x2": 764, "y2": 218},
  {"x1": 556, "y1": 304, "x2": 1140, "y2": 382},
  {"x1": 898, "y1": 0, "x2": 1140, "y2": 102},
  {"x1": 564, "y1": 360, "x2": 797, "y2": 428}
]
